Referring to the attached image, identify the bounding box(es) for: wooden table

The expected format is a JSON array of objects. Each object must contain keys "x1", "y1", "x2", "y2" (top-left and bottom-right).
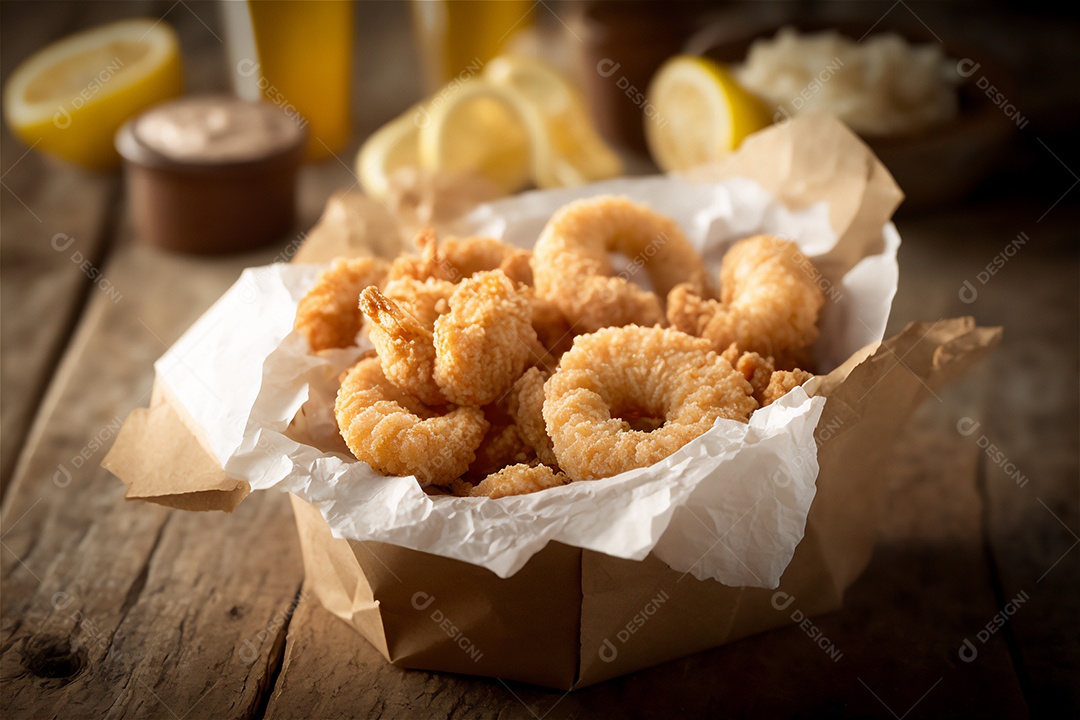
[{"x1": 2, "y1": 2, "x2": 1077, "y2": 718}]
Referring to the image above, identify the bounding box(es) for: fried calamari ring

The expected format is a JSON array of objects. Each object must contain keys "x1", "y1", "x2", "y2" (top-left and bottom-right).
[
  {"x1": 544, "y1": 325, "x2": 756, "y2": 481},
  {"x1": 667, "y1": 235, "x2": 824, "y2": 370},
  {"x1": 532, "y1": 196, "x2": 707, "y2": 333},
  {"x1": 295, "y1": 256, "x2": 389, "y2": 351},
  {"x1": 466, "y1": 463, "x2": 569, "y2": 498},
  {"x1": 434, "y1": 270, "x2": 540, "y2": 406},
  {"x1": 359, "y1": 280, "x2": 454, "y2": 406},
  {"x1": 335, "y1": 358, "x2": 488, "y2": 485},
  {"x1": 506, "y1": 367, "x2": 557, "y2": 466}
]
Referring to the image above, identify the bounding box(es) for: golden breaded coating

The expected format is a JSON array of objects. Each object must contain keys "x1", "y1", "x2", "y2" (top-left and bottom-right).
[
  {"x1": 388, "y1": 230, "x2": 533, "y2": 285},
  {"x1": 531, "y1": 296, "x2": 574, "y2": 356},
  {"x1": 762, "y1": 369, "x2": 814, "y2": 406},
  {"x1": 443, "y1": 236, "x2": 531, "y2": 283},
  {"x1": 469, "y1": 463, "x2": 570, "y2": 498},
  {"x1": 433, "y1": 270, "x2": 539, "y2": 406},
  {"x1": 295, "y1": 256, "x2": 389, "y2": 351},
  {"x1": 728, "y1": 347, "x2": 776, "y2": 407},
  {"x1": 532, "y1": 196, "x2": 707, "y2": 333},
  {"x1": 668, "y1": 235, "x2": 824, "y2": 370},
  {"x1": 506, "y1": 367, "x2": 558, "y2": 466},
  {"x1": 544, "y1": 326, "x2": 756, "y2": 481},
  {"x1": 497, "y1": 248, "x2": 534, "y2": 286},
  {"x1": 335, "y1": 358, "x2": 488, "y2": 485},
  {"x1": 360, "y1": 279, "x2": 454, "y2": 406},
  {"x1": 725, "y1": 346, "x2": 813, "y2": 407},
  {"x1": 387, "y1": 228, "x2": 457, "y2": 283},
  {"x1": 465, "y1": 415, "x2": 535, "y2": 479}
]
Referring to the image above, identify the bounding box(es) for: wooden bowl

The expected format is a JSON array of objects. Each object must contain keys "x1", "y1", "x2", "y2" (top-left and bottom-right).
[{"x1": 693, "y1": 19, "x2": 1017, "y2": 211}]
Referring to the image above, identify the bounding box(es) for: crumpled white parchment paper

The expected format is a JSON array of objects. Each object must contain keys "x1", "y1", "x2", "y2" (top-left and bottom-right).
[{"x1": 156, "y1": 176, "x2": 899, "y2": 587}]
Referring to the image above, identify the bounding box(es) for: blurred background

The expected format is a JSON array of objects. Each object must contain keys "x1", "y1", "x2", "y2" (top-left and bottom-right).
[{"x1": 3, "y1": 0, "x2": 1079, "y2": 218}]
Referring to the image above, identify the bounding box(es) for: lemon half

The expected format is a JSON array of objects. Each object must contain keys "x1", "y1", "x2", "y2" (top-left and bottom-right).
[
  {"x1": 356, "y1": 108, "x2": 422, "y2": 199},
  {"x1": 645, "y1": 55, "x2": 772, "y2": 173},
  {"x1": 4, "y1": 19, "x2": 183, "y2": 170},
  {"x1": 417, "y1": 79, "x2": 543, "y2": 194},
  {"x1": 484, "y1": 55, "x2": 622, "y2": 188}
]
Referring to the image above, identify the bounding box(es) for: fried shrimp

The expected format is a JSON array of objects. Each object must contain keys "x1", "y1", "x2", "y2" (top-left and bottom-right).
[
  {"x1": 295, "y1": 256, "x2": 389, "y2": 351},
  {"x1": 506, "y1": 367, "x2": 557, "y2": 466},
  {"x1": 359, "y1": 282, "x2": 451, "y2": 406},
  {"x1": 387, "y1": 228, "x2": 454, "y2": 283},
  {"x1": 667, "y1": 235, "x2": 824, "y2": 370},
  {"x1": 467, "y1": 463, "x2": 569, "y2": 498},
  {"x1": 531, "y1": 297, "x2": 573, "y2": 356},
  {"x1": 544, "y1": 325, "x2": 756, "y2": 481},
  {"x1": 388, "y1": 230, "x2": 533, "y2": 285},
  {"x1": 433, "y1": 270, "x2": 539, "y2": 406},
  {"x1": 724, "y1": 347, "x2": 775, "y2": 407},
  {"x1": 532, "y1": 196, "x2": 707, "y2": 333},
  {"x1": 725, "y1": 347, "x2": 813, "y2": 407},
  {"x1": 335, "y1": 358, "x2": 488, "y2": 484},
  {"x1": 384, "y1": 276, "x2": 455, "y2": 325},
  {"x1": 762, "y1": 369, "x2": 814, "y2": 406},
  {"x1": 465, "y1": 408, "x2": 535, "y2": 479},
  {"x1": 442, "y1": 236, "x2": 533, "y2": 285}
]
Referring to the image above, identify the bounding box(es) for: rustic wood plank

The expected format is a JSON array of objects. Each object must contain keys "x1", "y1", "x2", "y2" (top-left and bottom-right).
[
  {"x1": 0, "y1": 1, "x2": 410, "y2": 716},
  {"x1": 0, "y1": 0, "x2": 251, "y2": 498},
  {"x1": 0, "y1": 3, "x2": 365, "y2": 716},
  {"x1": 0, "y1": 0, "x2": 128, "y2": 497},
  {"x1": 0, "y1": 153, "x2": 354, "y2": 720},
  {"x1": 0, "y1": 225, "x2": 307, "y2": 717},
  {"x1": 888, "y1": 200, "x2": 1080, "y2": 714}
]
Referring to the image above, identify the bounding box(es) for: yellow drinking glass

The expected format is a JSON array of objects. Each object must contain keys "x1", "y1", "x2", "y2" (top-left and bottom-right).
[
  {"x1": 238, "y1": 0, "x2": 354, "y2": 161},
  {"x1": 411, "y1": 0, "x2": 535, "y2": 91}
]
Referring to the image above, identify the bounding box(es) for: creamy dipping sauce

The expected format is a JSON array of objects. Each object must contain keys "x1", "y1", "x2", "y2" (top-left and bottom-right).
[{"x1": 134, "y1": 96, "x2": 304, "y2": 163}]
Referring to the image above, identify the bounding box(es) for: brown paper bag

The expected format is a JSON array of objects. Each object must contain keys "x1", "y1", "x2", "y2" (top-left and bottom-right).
[{"x1": 104, "y1": 116, "x2": 1001, "y2": 689}]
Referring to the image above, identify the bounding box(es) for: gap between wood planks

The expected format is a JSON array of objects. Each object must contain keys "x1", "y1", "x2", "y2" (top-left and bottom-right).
[
  {"x1": 976, "y1": 451, "x2": 1036, "y2": 711},
  {"x1": 249, "y1": 586, "x2": 304, "y2": 720}
]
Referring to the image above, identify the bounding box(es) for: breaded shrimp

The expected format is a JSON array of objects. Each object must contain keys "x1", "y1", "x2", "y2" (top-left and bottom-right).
[
  {"x1": 443, "y1": 236, "x2": 532, "y2": 285},
  {"x1": 295, "y1": 256, "x2": 389, "y2": 351},
  {"x1": 433, "y1": 270, "x2": 540, "y2": 406},
  {"x1": 762, "y1": 368, "x2": 814, "y2": 406},
  {"x1": 388, "y1": 230, "x2": 532, "y2": 285},
  {"x1": 668, "y1": 235, "x2": 824, "y2": 370},
  {"x1": 465, "y1": 463, "x2": 570, "y2": 498},
  {"x1": 335, "y1": 358, "x2": 488, "y2": 485},
  {"x1": 465, "y1": 420, "x2": 535, "y2": 479},
  {"x1": 387, "y1": 228, "x2": 457, "y2": 283},
  {"x1": 359, "y1": 282, "x2": 451, "y2": 406},
  {"x1": 506, "y1": 367, "x2": 558, "y2": 466},
  {"x1": 724, "y1": 346, "x2": 813, "y2": 407}
]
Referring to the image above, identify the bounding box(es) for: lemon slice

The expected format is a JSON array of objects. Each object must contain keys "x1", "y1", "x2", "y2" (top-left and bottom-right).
[
  {"x1": 356, "y1": 107, "x2": 422, "y2": 199},
  {"x1": 4, "y1": 18, "x2": 183, "y2": 171},
  {"x1": 645, "y1": 55, "x2": 772, "y2": 173},
  {"x1": 417, "y1": 79, "x2": 543, "y2": 194},
  {"x1": 483, "y1": 55, "x2": 621, "y2": 188}
]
